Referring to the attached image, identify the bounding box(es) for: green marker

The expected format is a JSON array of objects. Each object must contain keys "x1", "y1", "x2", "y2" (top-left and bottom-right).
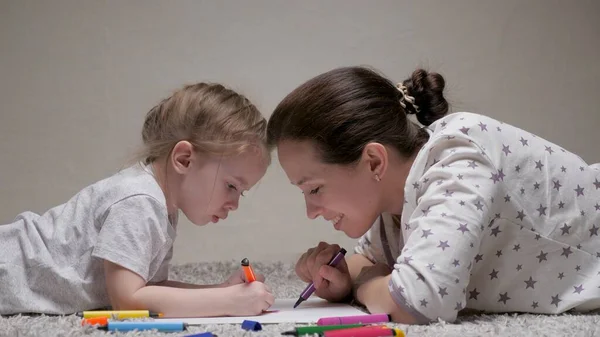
[{"x1": 281, "y1": 324, "x2": 364, "y2": 336}]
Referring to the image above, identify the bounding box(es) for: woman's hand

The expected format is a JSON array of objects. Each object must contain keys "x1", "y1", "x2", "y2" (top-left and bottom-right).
[{"x1": 295, "y1": 242, "x2": 352, "y2": 302}]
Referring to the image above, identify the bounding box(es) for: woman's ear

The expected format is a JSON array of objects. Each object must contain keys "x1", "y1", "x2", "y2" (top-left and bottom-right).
[
  {"x1": 362, "y1": 142, "x2": 388, "y2": 181},
  {"x1": 170, "y1": 141, "x2": 194, "y2": 174}
]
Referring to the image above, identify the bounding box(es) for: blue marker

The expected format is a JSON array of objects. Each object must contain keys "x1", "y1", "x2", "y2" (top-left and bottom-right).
[{"x1": 97, "y1": 321, "x2": 187, "y2": 332}]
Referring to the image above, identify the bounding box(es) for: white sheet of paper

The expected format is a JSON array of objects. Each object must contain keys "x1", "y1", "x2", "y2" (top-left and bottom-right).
[{"x1": 157, "y1": 298, "x2": 366, "y2": 324}]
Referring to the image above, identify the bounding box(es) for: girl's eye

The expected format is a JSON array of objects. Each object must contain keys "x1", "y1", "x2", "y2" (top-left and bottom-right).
[
  {"x1": 228, "y1": 183, "x2": 245, "y2": 197},
  {"x1": 309, "y1": 187, "x2": 321, "y2": 195}
]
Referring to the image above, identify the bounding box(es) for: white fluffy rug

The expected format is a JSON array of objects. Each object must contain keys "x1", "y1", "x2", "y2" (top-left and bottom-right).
[{"x1": 2, "y1": 261, "x2": 600, "y2": 337}]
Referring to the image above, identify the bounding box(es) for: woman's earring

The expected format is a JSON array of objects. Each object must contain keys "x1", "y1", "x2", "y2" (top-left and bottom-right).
[{"x1": 375, "y1": 174, "x2": 381, "y2": 182}]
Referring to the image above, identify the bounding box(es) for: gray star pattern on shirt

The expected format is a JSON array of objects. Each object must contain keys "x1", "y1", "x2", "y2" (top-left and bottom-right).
[
  {"x1": 474, "y1": 254, "x2": 483, "y2": 263},
  {"x1": 516, "y1": 210, "x2": 526, "y2": 221},
  {"x1": 590, "y1": 225, "x2": 599, "y2": 237},
  {"x1": 504, "y1": 195, "x2": 511, "y2": 202},
  {"x1": 532, "y1": 301, "x2": 539, "y2": 309},
  {"x1": 421, "y1": 229, "x2": 432, "y2": 238},
  {"x1": 558, "y1": 201, "x2": 565, "y2": 209},
  {"x1": 438, "y1": 287, "x2": 448, "y2": 298},
  {"x1": 457, "y1": 223, "x2": 469, "y2": 234},
  {"x1": 444, "y1": 189, "x2": 454, "y2": 197},
  {"x1": 574, "y1": 185, "x2": 585, "y2": 196},
  {"x1": 594, "y1": 178, "x2": 600, "y2": 189},
  {"x1": 502, "y1": 145, "x2": 511, "y2": 156},
  {"x1": 513, "y1": 244, "x2": 521, "y2": 252},
  {"x1": 558, "y1": 272, "x2": 565, "y2": 280},
  {"x1": 498, "y1": 292, "x2": 511, "y2": 305},
  {"x1": 490, "y1": 226, "x2": 502, "y2": 237},
  {"x1": 474, "y1": 200, "x2": 484, "y2": 211},
  {"x1": 520, "y1": 137, "x2": 528, "y2": 146},
  {"x1": 524, "y1": 276, "x2": 537, "y2": 289},
  {"x1": 422, "y1": 207, "x2": 431, "y2": 216},
  {"x1": 489, "y1": 269, "x2": 499, "y2": 279},
  {"x1": 420, "y1": 299, "x2": 428, "y2": 307},
  {"x1": 478, "y1": 122, "x2": 487, "y2": 131},
  {"x1": 516, "y1": 264, "x2": 523, "y2": 271},
  {"x1": 536, "y1": 251, "x2": 548, "y2": 263},
  {"x1": 574, "y1": 284, "x2": 584, "y2": 294},
  {"x1": 551, "y1": 294, "x2": 562, "y2": 307},
  {"x1": 561, "y1": 247, "x2": 573, "y2": 258},
  {"x1": 553, "y1": 180, "x2": 562, "y2": 191},
  {"x1": 560, "y1": 223, "x2": 571, "y2": 235},
  {"x1": 460, "y1": 127, "x2": 470, "y2": 135},
  {"x1": 469, "y1": 288, "x2": 480, "y2": 300},
  {"x1": 537, "y1": 204, "x2": 547, "y2": 216},
  {"x1": 535, "y1": 160, "x2": 544, "y2": 171},
  {"x1": 496, "y1": 250, "x2": 503, "y2": 257},
  {"x1": 545, "y1": 146, "x2": 554, "y2": 154},
  {"x1": 438, "y1": 240, "x2": 450, "y2": 251},
  {"x1": 467, "y1": 161, "x2": 478, "y2": 169}
]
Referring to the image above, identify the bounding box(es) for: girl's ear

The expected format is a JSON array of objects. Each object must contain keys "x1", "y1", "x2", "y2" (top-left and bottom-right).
[{"x1": 171, "y1": 141, "x2": 194, "y2": 174}]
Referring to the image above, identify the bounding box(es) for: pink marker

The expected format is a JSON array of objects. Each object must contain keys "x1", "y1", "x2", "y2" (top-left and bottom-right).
[{"x1": 317, "y1": 313, "x2": 391, "y2": 326}]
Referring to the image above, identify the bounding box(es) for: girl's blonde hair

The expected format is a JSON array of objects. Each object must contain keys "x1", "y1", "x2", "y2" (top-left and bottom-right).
[{"x1": 135, "y1": 83, "x2": 269, "y2": 165}]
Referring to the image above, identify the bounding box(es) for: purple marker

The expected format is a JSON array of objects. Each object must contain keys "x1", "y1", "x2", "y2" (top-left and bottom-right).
[
  {"x1": 293, "y1": 248, "x2": 347, "y2": 308},
  {"x1": 317, "y1": 313, "x2": 391, "y2": 326}
]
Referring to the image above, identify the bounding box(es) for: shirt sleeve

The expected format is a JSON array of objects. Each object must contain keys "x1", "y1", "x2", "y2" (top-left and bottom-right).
[
  {"x1": 149, "y1": 245, "x2": 174, "y2": 283},
  {"x1": 388, "y1": 135, "x2": 499, "y2": 323},
  {"x1": 92, "y1": 195, "x2": 171, "y2": 282}
]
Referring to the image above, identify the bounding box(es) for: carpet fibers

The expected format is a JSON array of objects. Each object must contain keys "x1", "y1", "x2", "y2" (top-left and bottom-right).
[{"x1": 2, "y1": 261, "x2": 600, "y2": 337}]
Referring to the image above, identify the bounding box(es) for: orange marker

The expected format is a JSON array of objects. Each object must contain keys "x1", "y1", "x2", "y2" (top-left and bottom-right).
[
  {"x1": 241, "y1": 258, "x2": 257, "y2": 282},
  {"x1": 81, "y1": 316, "x2": 108, "y2": 326}
]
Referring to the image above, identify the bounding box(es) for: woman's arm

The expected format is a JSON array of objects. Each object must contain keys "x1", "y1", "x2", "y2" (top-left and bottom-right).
[{"x1": 347, "y1": 254, "x2": 417, "y2": 323}]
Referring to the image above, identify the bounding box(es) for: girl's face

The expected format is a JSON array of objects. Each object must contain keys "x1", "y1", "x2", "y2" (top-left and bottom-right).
[
  {"x1": 170, "y1": 142, "x2": 268, "y2": 226},
  {"x1": 276, "y1": 140, "x2": 386, "y2": 239}
]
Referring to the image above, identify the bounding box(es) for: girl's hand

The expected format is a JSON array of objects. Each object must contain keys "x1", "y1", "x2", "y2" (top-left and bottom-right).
[
  {"x1": 295, "y1": 242, "x2": 352, "y2": 302},
  {"x1": 225, "y1": 282, "x2": 275, "y2": 316},
  {"x1": 222, "y1": 267, "x2": 265, "y2": 287}
]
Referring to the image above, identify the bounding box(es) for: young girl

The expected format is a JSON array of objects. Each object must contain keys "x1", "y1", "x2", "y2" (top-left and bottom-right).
[
  {"x1": 0, "y1": 83, "x2": 274, "y2": 317},
  {"x1": 267, "y1": 66, "x2": 600, "y2": 324}
]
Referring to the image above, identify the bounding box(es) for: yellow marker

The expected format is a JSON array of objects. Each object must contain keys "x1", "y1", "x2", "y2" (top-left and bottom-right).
[{"x1": 76, "y1": 310, "x2": 163, "y2": 319}]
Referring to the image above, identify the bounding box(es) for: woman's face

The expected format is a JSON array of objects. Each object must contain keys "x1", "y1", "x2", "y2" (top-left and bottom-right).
[{"x1": 276, "y1": 140, "x2": 384, "y2": 239}]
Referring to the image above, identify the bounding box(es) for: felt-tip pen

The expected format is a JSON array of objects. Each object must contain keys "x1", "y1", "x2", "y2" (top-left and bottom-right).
[
  {"x1": 241, "y1": 258, "x2": 257, "y2": 282},
  {"x1": 97, "y1": 321, "x2": 187, "y2": 332},
  {"x1": 281, "y1": 324, "x2": 364, "y2": 336},
  {"x1": 76, "y1": 309, "x2": 163, "y2": 319}
]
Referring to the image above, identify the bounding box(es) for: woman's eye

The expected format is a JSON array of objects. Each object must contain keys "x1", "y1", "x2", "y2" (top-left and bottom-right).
[{"x1": 309, "y1": 187, "x2": 321, "y2": 195}]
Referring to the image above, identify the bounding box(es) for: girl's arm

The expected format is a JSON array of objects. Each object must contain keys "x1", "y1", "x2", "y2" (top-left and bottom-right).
[
  {"x1": 149, "y1": 280, "x2": 223, "y2": 289},
  {"x1": 103, "y1": 261, "x2": 273, "y2": 317}
]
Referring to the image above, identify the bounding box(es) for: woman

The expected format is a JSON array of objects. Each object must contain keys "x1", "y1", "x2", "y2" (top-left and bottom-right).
[{"x1": 267, "y1": 66, "x2": 600, "y2": 324}]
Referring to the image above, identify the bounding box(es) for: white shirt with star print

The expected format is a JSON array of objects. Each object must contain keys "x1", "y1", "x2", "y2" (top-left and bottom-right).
[{"x1": 354, "y1": 112, "x2": 600, "y2": 323}]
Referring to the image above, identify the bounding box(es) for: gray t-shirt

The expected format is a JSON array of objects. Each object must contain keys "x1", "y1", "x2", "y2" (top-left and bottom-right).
[{"x1": 0, "y1": 163, "x2": 177, "y2": 315}]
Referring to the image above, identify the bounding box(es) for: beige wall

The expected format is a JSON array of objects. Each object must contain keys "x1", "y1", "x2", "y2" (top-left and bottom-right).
[{"x1": 1, "y1": 0, "x2": 598, "y2": 264}]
